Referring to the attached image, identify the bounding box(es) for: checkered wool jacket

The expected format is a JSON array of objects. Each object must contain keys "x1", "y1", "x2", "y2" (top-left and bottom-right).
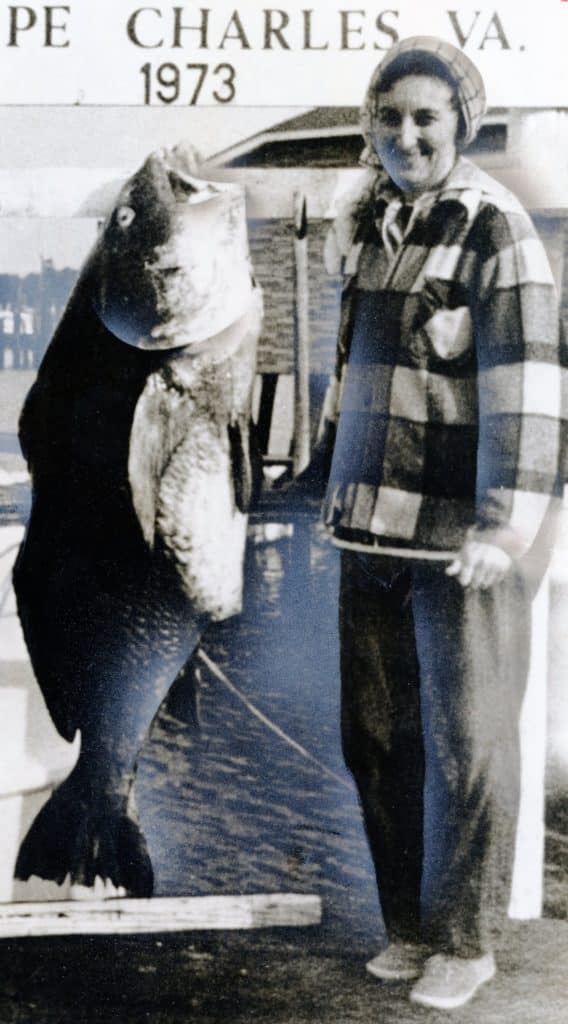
[{"x1": 323, "y1": 157, "x2": 566, "y2": 558}]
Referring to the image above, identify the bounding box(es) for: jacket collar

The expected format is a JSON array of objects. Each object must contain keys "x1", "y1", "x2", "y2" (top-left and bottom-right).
[{"x1": 371, "y1": 156, "x2": 507, "y2": 233}]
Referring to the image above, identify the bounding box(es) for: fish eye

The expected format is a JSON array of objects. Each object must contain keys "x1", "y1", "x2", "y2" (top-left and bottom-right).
[{"x1": 116, "y1": 206, "x2": 136, "y2": 228}]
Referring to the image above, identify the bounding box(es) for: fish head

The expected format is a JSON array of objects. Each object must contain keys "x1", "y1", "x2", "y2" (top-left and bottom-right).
[{"x1": 91, "y1": 144, "x2": 256, "y2": 350}]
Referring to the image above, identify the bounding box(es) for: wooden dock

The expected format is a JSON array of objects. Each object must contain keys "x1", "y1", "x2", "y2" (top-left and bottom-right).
[{"x1": 0, "y1": 893, "x2": 321, "y2": 939}]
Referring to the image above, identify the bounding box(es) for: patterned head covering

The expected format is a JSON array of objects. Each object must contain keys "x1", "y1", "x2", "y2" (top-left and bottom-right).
[{"x1": 360, "y1": 36, "x2": 487, "y2": 165}]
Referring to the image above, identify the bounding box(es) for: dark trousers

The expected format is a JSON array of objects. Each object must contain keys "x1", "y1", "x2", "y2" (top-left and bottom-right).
[{"x1": 339, "y1": 551, "x2": 533, "y2": 956}]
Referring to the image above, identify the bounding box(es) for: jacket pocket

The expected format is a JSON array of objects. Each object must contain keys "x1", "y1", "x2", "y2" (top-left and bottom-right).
[{"x1": 422, "y1": 305, "x2": 473, "y2": 361}]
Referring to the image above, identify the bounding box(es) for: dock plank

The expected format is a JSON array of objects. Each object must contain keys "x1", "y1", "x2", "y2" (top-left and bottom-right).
[{"x1": 0, "y1": 892, "x2": 322, "y2": 938}]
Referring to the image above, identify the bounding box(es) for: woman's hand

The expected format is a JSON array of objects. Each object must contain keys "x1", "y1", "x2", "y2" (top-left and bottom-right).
[{"x1": 446, "y1": 540, "x2": 512, "y2": 589}]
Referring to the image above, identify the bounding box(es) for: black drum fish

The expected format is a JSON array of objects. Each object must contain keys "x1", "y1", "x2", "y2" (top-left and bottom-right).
[{"x1": 13, "y1": 145, "x2": 262, "y2": 897}]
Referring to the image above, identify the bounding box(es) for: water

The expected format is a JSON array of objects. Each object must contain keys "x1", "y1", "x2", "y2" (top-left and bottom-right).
[{"x1": 136, "y1": 520, "x2": 380, "y2": 936}]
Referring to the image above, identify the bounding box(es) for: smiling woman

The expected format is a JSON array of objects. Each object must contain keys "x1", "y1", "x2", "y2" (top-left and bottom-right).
[{"x1": 308, "y1": 34, "x2": 568, "y2": 1013}]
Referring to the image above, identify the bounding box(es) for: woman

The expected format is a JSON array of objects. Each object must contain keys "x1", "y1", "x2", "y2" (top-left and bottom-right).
[{"x1": 318, "y1": 37, "x2": 565, "y2": 1010}]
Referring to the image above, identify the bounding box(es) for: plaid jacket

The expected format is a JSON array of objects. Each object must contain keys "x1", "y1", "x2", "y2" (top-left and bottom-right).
[{"x1": 323, "y1": 157, "x2": 565, "y2": 558}]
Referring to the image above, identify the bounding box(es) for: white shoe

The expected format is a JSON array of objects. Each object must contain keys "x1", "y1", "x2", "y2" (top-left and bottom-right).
[
  {"x1": 366, "y1": 942, "x2": 430, "y2": 981},
  {"x1": 410, "y1": 952, "x2": 496, "y2": 1009}
]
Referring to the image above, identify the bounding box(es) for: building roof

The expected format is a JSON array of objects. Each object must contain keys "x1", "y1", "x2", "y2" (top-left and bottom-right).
[
  {"x1": 210, "y1": 108, "x2": 361, "y2": 166},
  {"x1": 266, "y1": 108, "x2": 360, "y2": 133}
]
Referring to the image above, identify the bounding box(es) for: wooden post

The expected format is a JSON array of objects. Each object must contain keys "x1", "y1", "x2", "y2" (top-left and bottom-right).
[
  {"x1": 256, "y1": 373, "x2": 279, "y2": 457},
  {"x1": 292, "y1": 192, "x2": 311, "y2": 476},
  {"x1": 37, "y1": 257, "x2": 50, "y2": 366},
  {"x1": 14, "y1": 284, "x2": 23, "y2": 369}
]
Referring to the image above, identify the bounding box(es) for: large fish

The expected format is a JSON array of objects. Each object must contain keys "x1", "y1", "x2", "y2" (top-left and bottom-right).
[{"x1": 13, "y1": 145, "x2": 262, "y2": 896}]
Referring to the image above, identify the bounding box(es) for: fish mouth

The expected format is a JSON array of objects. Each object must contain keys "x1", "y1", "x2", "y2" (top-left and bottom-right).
[
  {"x1": 166, "y1": 169, "x2": 219, "y2": 205},
  {"x1": 158, "y1": 145, "x2": 238, "y2": 205},
  {"x1": 164, "y1": 163, "x2": 220, "y2": 206},
  {"x1": 167, "y1": 169, "x2": 199, "y2": 198},
  {"x1": 156, "y1": 265, "x2": 182, "y2": 276},
  {"x1": 144, "y1": 257, "x2": 186, "y2": 279}
]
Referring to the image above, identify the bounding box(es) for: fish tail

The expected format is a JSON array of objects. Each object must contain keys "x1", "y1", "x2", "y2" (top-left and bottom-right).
[{"x1": 14, "y1": 767, "x2": 153, "y2": 897}]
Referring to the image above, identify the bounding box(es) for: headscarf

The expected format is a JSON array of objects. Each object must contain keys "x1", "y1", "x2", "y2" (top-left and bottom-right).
[{"x1": 360, "y1": 36, "x2": 487, "y2": 166}]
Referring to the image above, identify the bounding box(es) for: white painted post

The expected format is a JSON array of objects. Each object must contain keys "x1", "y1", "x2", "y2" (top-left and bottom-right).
[
  {"x1": 0, "y1": 526, "x2": 79, "y2": 903},
  {"x1": 508, "y1": 577, "x2": 549, "y2": 919},
  {"x1": 547, "y1": 543, "x2": 568, "y2": 792}
]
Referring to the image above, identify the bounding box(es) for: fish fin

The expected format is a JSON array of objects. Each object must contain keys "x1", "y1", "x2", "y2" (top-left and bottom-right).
[
  {"x1": 12, "y1": 539, "x2": 80, "y2": 743},
  {"x1": 129, "y1": 370, "x2": 205, "y2": 549},
  {"x1": 15, "y1": 772, "x2": 153, "y2": 898},
  {"x1": 18, "y1": 269, "x2": 101, "y2": 475},
  {"x1": 18, "y1": 297, "x2": 84, "y2": 475}
]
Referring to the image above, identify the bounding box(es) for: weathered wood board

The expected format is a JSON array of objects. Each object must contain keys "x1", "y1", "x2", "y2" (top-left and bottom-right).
[{"x1": 0, "y1": 893, "x2": 322, "y2": 938}]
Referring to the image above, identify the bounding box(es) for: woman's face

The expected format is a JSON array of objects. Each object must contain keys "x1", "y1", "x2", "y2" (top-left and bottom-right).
[{"x1": 369, "y1": 74, "x2": 460, "y2": 194}]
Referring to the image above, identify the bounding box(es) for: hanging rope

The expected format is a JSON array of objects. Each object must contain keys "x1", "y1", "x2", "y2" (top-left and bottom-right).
[{"x1": 197, "y1": 648, "x2": 353, "y2": 792}]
